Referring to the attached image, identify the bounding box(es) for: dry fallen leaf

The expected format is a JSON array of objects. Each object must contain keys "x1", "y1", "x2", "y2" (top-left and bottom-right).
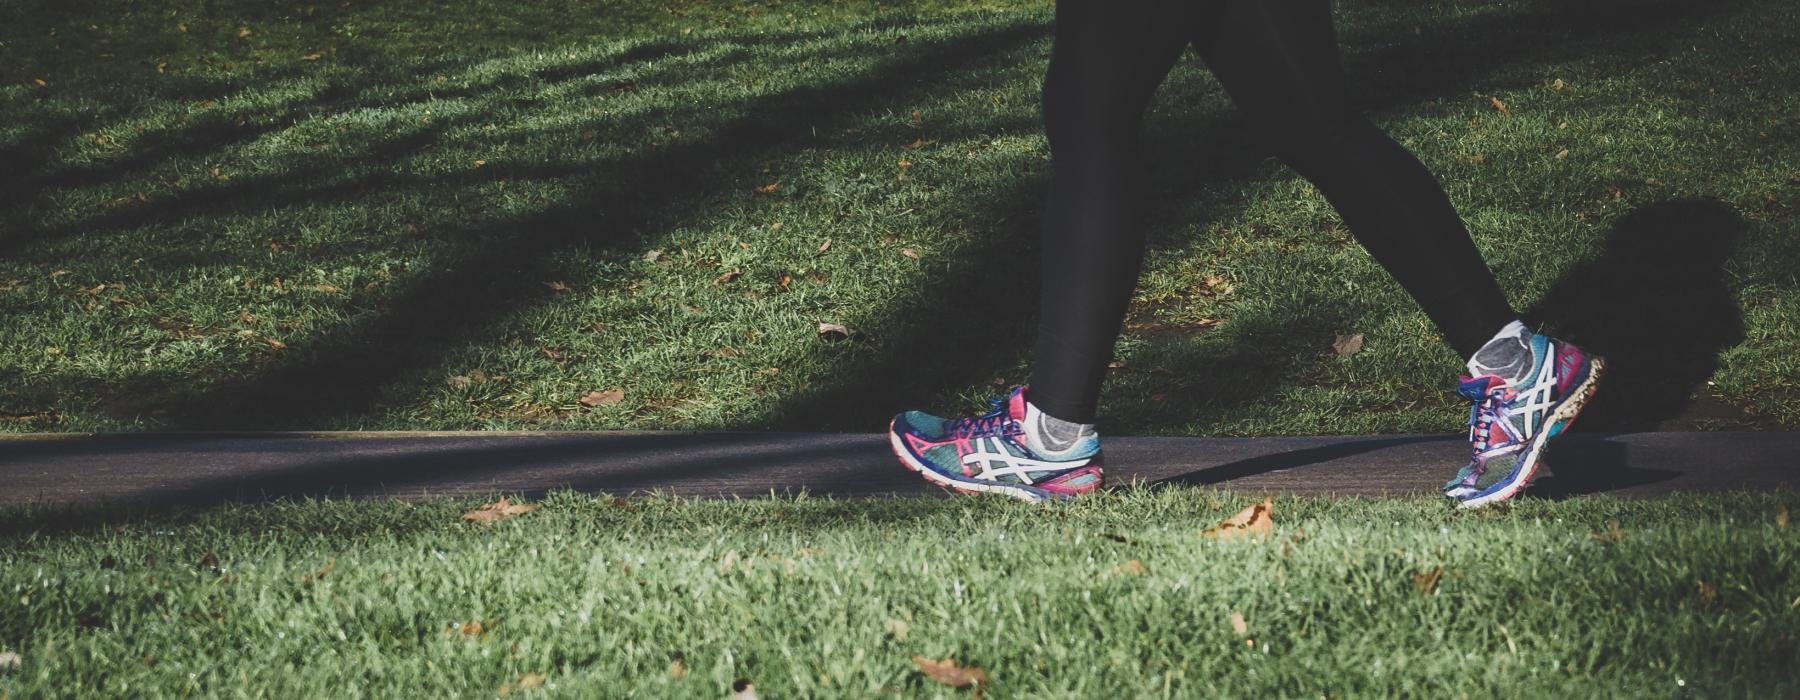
[
  {"x1": 714, "y1": 269, "x2": 742, "y2": 285},
  {"x1": 817, "y1": 238, "x2": 832, "y2": 254},
  {"x1": 914, "y1": 656, "x2": 987, "y2": 688},
  {"x1": 1698, "y1": 580, "x2": 1717, "y2": 606},
  {"x1": 1777, "y1": 505, "x2": 1789, "y2": 529},
  {"x1": 301, "y1": 52, "x2": 324, "y2": 61},
  {"x1": 753, "y1": 182, "x2": 780, "y2": 196},
  {"x1": 518, "y1": 673, "x2": 545, "y2": 689},
  {"x1": 1203, "y1": 275, "x2": 1233, "y2": 295},
  {"x1": 460, "y1": 620, "x2": 484, "y2": 636},
  {"x1": 644, "y1": 249, "x2": 663, "y2": 262},
  {"x1": 1413, "y1": 566, "x2": 1445, "y2": 594},
  {"x1": 306, "y1": 283, "x2": 344, "y2": 293},
  {"x1": 911, "y1": 109, "x2": 923, "y2": 129},
  {"x1": 1551, "y1": 78, "x2": 1566, "y2": 91},
  {"x1": 580, "y1": 389, "x2": 624, "y2": 408},
  {"x1": 903, "y1": 138, "x2": 936, "y2": 150},
  {"x1": 1332, "y1": 333, "x2": 1365, "y2": 356},
  {"x1": 0, "y1": 650, "x2": 19, "y2": 670},
  {"x1": 542, "y1": 280, "x2": 568, "y2": 293},
  {"x1": 1490, "y1": 95, "x2": 1511, "y2": 115},
  {"x1": 1555, "y1": 148, "x2": 1571, "y2": 160},
  {"x1": 1589, "y1": 518, "x2": 1626, "y2": 543},
  {"x1": 1201, "y1": 499, "x2": 1275, "y2": 540},
  {"x1": 668, "y1": 658, "x2": 687, "y2": 678},
  {"x1": 730, "y1": 679, "x2": 758, "y2": 700},
  {"x1": 303, "y1": 556, "x2": 336, "y2": 582},
  {"x1": 884, "y1": 617, "x2": 910, "y2": 641},
  {"x1": 900, "y1": 247, "x2": 920, "y2": 259},
  {"x1": 817, "y1": 322, "x2": 853, "y2": 340},
  {"x1": 461, "y1": 497, "x2": 538, "y2": 524},
  {"x1": 1107, "y1": 559, "x2": 1149, "y2": 577},
  {"x1": 1229, "y1": 612, "x2": 1248, "y2": 636}
]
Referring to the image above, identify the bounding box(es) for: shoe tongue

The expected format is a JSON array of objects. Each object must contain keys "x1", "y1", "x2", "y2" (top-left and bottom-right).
[{"x1": 1457, "y1": 375, "x2": 1507, "y2": 400}]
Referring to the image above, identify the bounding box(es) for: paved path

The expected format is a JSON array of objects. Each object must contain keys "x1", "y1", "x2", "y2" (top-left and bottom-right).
[{"x1": 0, "y1": 431, "x2": 1794, "y2": 506}]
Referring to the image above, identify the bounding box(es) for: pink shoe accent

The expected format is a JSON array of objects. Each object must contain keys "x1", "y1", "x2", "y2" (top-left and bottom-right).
[
  {"x1": 1036, "y1": 463, "x2": 1105, "y2": 496},
  {"x1": 1554, "y1": 343, "x2": 1587, "y2": 395}
]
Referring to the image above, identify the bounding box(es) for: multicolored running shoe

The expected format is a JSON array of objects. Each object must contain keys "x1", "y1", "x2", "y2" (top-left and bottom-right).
[
  {"x1": 889, "y1": 386, "x2": 1104, "y2": 503},
  {"x1": 1444, "y1": 334, "x2": 1604, "y2": 509}
]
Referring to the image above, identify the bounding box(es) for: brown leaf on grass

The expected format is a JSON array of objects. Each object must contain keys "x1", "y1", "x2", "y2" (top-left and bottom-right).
[
  {"x1": 668, "y1": 656, "x2": 688, "y2": 678},
  {"x1": 816, "y1": 238, "x2": 832, "y2": 254},
  {"x1": 717, "y1": 549, "x2": 740, "y2": 573},
  {"x1": 884, "y1": 617, "x2": 910, "y2": 641},
  {"x1": 303, "y1": 556, "x2": 336, "y2": 582},
  {"x1": 1555, "y1": 148, "x2": 1571, "y2": 160},
  {"x1": 902, "y1": 138, "x2": 936, "y2": 150},
  {"x1": 0, "y1": 650, "x2": 20, "y2": 670},
  {"x1": 580, "y1": 389, "x2": 624, "y2": 407},
  {"x1": 1413, "y1": 566, "x2": 1445, "y2": 594},
  {"x1": 263, "y1": 336, "x2": 286, "y2": 350},
  {"x1": 1202, "y1": 275, "x2": 1233, "y2": 295},
  {"x1": 155, "y1": 62, "x2": 168, "y2": 74},
  {"x1": 301, "y1": 52, "x2": 324, "y2": 61},
  {"x1": 644, "y1": 249, "x2": 664, "y2": 262},
  {"x1": 896, "y1": 158, "x2": 912, "y2": 181},
  {"x1": 714, "y1": 268, "x2": 742, "y2": 285},
  {"x1": 1201, "y1": 499, "x2": 1275, "y2": 540},
  {"x1": 730, "y1": 679, "x2": 759, "y2": 700},
  {"x1": 1332, "y1": 333, "x2": 1365, "y2": 356},
  {"x1": 1550, "y1": 78, "x2": 1566, "y2": 91},
  {"x1": 196, "y1": 551, "x2": 219, "y2": 571},
  {"x1": 237, "y1": 26, "x2": 253, "y2": 38},
  {"x1": 913, "y1": 656, "x2": 987, "y2": 688},
  {"x1": 1589, "y1": 518, "x2": 1626, "y2": 543},
  {"x1": 1777, "y1": 505, "x2": 1789, "y2": 529},
  {"x1": 1697, "y1": 580, "x2": 1717, "y2": 606},
  {"x1": 900, "y1": 247, "x2": 920, "y2": 259},
  {"x1": 911, "y1": 109, "x2": 923, "y2": 129},
  {"x1": 1490, "y1": 95, "x2": 1511, "y2": 115},
  {"x1": 1105, "y1": 559, "x2": 1149, "y2": 577},
  {"x1": 753, "y1": 182, "x2": 780, "y2": 196},
  {"x1": 518, "y1": 673, "x2": 545, "y2": 689},
  {"x1": 459, "y1": 620, "x2": 484, "y2": 636},
  {"x1": 543, "y1": 280, "x2": 568, "y2": 293},
  {"x1": 777, "y1": 274, "x2": 792, "y2": 290},
  {"x1": 461, "y1": 497, "x2": 538, "y2": 524},
  {"x1": 1229, "y1": 612, "x2": 1248, "y2": 636},
  {"x1": 817, "y1": 322, "x2": 853, "y2": 340},
  {"x1": 305, "y1": 283, "x2": 344, "y2": 293}
]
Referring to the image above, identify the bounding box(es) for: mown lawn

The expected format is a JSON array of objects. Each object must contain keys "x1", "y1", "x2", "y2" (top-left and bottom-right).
[
  {"x1": 1, "y1": 491, "x2": 1795, "y2": 696},
  {"x1": 2, "y1": 0, "x2": 1797, "y2": 435}
]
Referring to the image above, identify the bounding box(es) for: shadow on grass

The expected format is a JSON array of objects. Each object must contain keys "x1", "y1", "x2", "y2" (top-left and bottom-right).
[
  {"x1": 0, "y1": 0, "x2": 1753, "y2": 459},
  {"x1": 1527, "y1": 198, "x2": 1748, "y2": 431}
]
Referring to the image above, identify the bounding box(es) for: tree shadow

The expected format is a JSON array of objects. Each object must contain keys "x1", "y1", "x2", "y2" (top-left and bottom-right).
[
  {"x1": 1, "y1": 0, "x2": 1757, "y2": 439},
  {"x1": 1526, "y1": 198, "x2": 1749, "y2": 431}
]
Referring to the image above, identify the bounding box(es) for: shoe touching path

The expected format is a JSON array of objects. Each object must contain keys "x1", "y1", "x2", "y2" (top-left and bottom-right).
[
  {"x1": 1445, "y1": 335, "x2": 1605, "y2": 509},
  {"x1": 889, "y1": 386, "x2": 1104, "y2": 503}
]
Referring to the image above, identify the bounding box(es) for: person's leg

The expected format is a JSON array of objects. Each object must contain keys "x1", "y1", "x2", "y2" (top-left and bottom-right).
[
  {"x1": 1023, "y1": 0, "x2": 1199, "y2": 424},
  {"x1": 887, "y1": 0, "x2": 1200, "y2": 502},
  {"x1": 1192, "y1": 0, "x2": 1516, "y2": 360},
  {"x1": 1193, "y1": 0, "x2": 1603, "y2": 508}
]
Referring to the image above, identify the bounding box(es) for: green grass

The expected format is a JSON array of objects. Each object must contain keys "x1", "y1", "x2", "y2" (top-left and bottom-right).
[
  {"x1": 1, "y1": 490, "x2": 1795, "y2": 696},
  {"x1": 2, "y1": 0, "x2": 1797, "y2": 435}
]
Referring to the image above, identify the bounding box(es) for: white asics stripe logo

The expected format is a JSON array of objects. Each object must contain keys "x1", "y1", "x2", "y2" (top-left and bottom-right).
[
  {"x1": 963, "y1": 437, "x2": 1089, "y2": 483},
  {"x1": 1506, "y1": 349, "x2": 1560, "y2": 438}
]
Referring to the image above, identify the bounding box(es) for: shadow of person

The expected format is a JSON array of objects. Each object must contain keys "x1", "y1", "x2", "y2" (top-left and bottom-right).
[{"x1": 1526, "y1": 198, "x2": 1747, "y2": 433}]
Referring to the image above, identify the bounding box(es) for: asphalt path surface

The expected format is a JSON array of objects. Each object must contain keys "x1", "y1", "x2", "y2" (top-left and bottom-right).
[{"x1": 0, "y1": 431, "x2": 1793, "y2": 506}]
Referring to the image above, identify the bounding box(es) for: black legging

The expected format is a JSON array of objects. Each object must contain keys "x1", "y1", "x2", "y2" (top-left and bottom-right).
[{"x1": 1026, "y1": 0, "x2": 1517, "y2": 423}]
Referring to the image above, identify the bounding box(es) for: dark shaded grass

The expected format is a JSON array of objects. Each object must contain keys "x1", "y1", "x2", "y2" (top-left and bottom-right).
[{"x1": 1, "y1": 0, "x2": 1795, "y2": 434}]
